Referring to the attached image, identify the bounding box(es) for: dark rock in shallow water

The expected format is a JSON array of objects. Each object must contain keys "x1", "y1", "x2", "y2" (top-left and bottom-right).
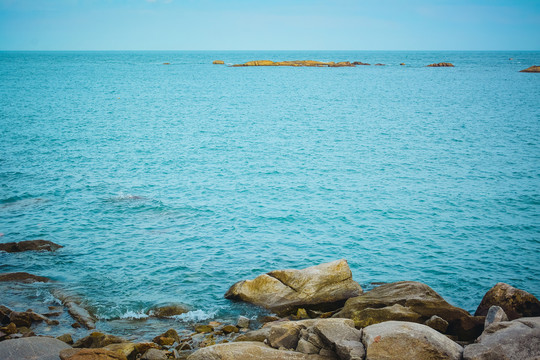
[
  {"x1": 0, "y1": 272, "x2": 50, "y2": 283},
  {"x1": 52, "y1": 290, "x2": 97, "y2": 329},
  {"x1": 0, "y1": 337, "x2": 71, "y2": 360},
  {"x1": 0, "y1": 240, "x2": 62, "y2": 252},
  {"x1": 0, "y1": 305, "x2": 12, "y2": 324},
  {"x1": 148, "y1": 304, "x2": 189, "y2": 318},
  {"x1": 225, "y1": 259, "x2": 362, "y2": 316},
  {"x1": 475, "y1": 282, "x2": 540, "y2": 320}
]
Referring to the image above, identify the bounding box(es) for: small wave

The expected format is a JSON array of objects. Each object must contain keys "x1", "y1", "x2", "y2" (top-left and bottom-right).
[
  {"x1": 171, "y1": 310, "x2": 217, "y2": 322},
  {"x1": 108, "y1": 193, "x2": 147, "y2": 202},
  {"x1": 119, "y1": 310, "x2": 149, "y2": 320}
]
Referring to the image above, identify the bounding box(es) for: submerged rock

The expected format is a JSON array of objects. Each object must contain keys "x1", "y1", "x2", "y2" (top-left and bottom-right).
[
  {"x1": 0, "y1": 240, "x2": 63, "y2": 252},
  {"x1": 463, "y1": 317, "x2": 540, "y2": 360},
  {"x1": 225, "y1": 259, "x2": 362, "y2": 316},
  {"x1": 0, "y1": 272, "x2": 50, "y2": 283},
  {"x1": 475, "y1": 282, "x2": 540, "y2": 320},
  {"x1": 519, "y1": 65, "x2": 540, "y2": 73},
  {"x1": 0, "y1": 337, "x2": 71, "y2": 360},
  {"x1": 334, "y1": 281, "x2": 484, "y2": 341},
  {"x1": 427, "y1": 62, "x2": 455, "y2": 67},
  {"x1": 148, "y1": 304, "x2": 189, "y2": 318},
  {"x1": 52, "y1": 290, "x2": 97, "y2": 329},
  {"x1": 187, "y1": 341, "x2": 330, "y2": 359}
]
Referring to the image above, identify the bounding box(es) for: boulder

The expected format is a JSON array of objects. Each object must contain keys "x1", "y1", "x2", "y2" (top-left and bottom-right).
[
  {"x1": 484, "y1": 305, "x2": 508, "y2": 328},
  {"x1": 427, "y1": 62, "x2": 454, "y2": 67},
  {"x1": 0, "y1": 240, "x2": 62, "y2": 252},
  {"x1": 268, "y1": 321, "x2": 305, "y2": 350},
  {"x1": 0, "y1": 305, "x2": 12, "y2": 324},
  {"x1": 52, "y1": 290, "x2": 97, "y2": 329},
  {"x1": 225, "y1": 260, "x2": 362, "y2": 316},
  {"x1": 424, "y1": 315, "x2": 449, "y2": 333},
  {"x1": 148, "y1": 304, "x2": 188, "y2": 318},
  {"x1": 519, "y1": 65, "x2": 540, "y2": 73},
  {"x1": 463, "y1": 317, "x2": 540, "y2": 360},
  {"x1": 57, "y1": 333, "x2": 74, "y2": 345},
  {"x1": 213, "y1": 60, "x2": 225, "y2": 65},
  {"x1": 234, "y1": 327, "x2": 271, "y2": 342},
  {"x1": 195, "y1": 324, "x2": 213, "y2": 333},
  {"x1": 141, "y1": 348, "x2": 169, "y2": 360},
  {"x1": 152, "y1": 328, "x2": 179, "y2": 346},
  {"x1": 334, "y1": 281, "x2": 484, "y2": 341},
  {"x1": 187, "y1": 341, "x2": 331, "y2": 359},
  {"x1": 236, "y1": 316, "x2": 250, "y2": 329},
  {"x1": 475, "y1": 282, "x2": 540, "y2": 320},
  {"x1": 335, "y1": 340, "x2": 365, "y2": 360},
  {"x1": 341, "y1": 303, "x2": 422, "y2": 328},
  {"x1": 222, "y1": 325, "x2": 239, "y2": 334},
  {"x1": 73, "y1": 332, "x2": 125, "y2": 348},
  {"x1": 0, "y1": 272, "x2": 50, "y2": 283},
  {"x1": 9, "y1": 311, "x2": 32, "y2": 327},
  {"x1": 62, "y1": 348, "x2": 127, "y2": 360},
  {"x1": 362, "y1": 321, "x2": 463, "y2": 360},
  {"x1": 0, "y1": 336, "x2": 71, "y2": 360}
]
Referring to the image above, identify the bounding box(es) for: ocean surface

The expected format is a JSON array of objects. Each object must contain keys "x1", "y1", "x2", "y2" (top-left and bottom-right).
[{"x1": 1, "y1": 51, "x2": 539, "y2": 340}]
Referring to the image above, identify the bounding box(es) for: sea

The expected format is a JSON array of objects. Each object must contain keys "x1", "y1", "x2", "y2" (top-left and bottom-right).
[{"x1": 0, "y1": 51, "x2": 539, "y2": 341}]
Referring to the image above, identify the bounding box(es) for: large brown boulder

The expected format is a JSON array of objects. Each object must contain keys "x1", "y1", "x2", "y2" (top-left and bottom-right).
[
  {"x1": 0, "y1": 240, "x2": 62, "y2": 252},
  {"x1": 0, "y1": 272, "x2": 50, "y2": 283},
  {"x1": 474, "y1": 283, "x2": 540, "y2": 320},
  {"x1": 334, "y1": 281, "x2": 484, "y2": 341},
  {"x1": 73, "y1": 332, "x2": 125, "y2": 348},
  {"x1": 187, "y1": 341, "x2": 331, "y2": 360},
  {"x1": 463, "y1": 317, "x2": 540, "y2": 360},
  {"x1": 61, "y1": 348, "x2": 127, "y2": 360},
  {"x1": 362, "y1": 321, "x2": 463, "y2": 360},
  {"x1": 225, "y1": 260, "x2": 362, "y2": 316},
  {"x1": 519, "y1": 65, "x2": 540, "y2": 73}
]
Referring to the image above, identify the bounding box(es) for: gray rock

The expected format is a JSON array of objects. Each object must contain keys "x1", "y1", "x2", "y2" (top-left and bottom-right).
[
  {"x1": 141, "y1": 348, "x2": 169, "y2": 360},
  {"x1": 187, "y1": 341, "x2": 331, "y2": 359},
  {"x1": 335, "y1": 340, "x2": 365, "y2": 360},
  {"x1": 0, "y1": 240, "x2": 63, "y2": 252},
  {"x1": 425, "y1": 315, "x2": 449, "y2": 333},
  {"x1": 234, "y1": 327, "x2": 271, "y2": 342},
  {"x1": 237, "y1": 315, "x2": 250, "y2": 329},
  {"x1": 312, "y1": 318, "x2": 361, "y2": 346},
  {"x1": 319, "y1": 347, "x2": 338, "y2": 358},
  {"x1": 484, "y1": 305, "x2": 509, "y2": 328},
  {"x1": 296, "y1": 338, "x2": 320, "y2": 354},
  {"x1": 362, "y1": 320, "x2": 463, "y2": 360},
  {"x1": 268, "y1": 321, "x2": 305, "y2": 350},
  {"x1": 225, "y1": 260, "x2": 362, "y2": 316},
  {"x1": 52, "y1": 290, "x2": 97, "y2": 329},
  {"x1": 0, "y1": 336, "x2": 71, "y2": 360},
  {"x1": 463, "y1": 317, "x2": 540, "y2": 360}
]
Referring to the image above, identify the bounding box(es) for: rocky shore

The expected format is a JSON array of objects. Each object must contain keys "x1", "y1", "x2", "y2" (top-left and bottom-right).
[
  {"x1": 213, "y1": 60, "x2": 457, "y2": 68},
  {"x1": 1, "y1": 242, "x2": 539, "y2": 359}
]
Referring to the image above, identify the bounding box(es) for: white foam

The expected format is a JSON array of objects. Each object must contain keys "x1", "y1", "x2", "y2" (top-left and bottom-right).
[
  {"x1": 119, "y1": 310, "x2": 149, "y2": 319},
  {"x1": 172, "y1": 309, "x2": 217, "y2": 322}
]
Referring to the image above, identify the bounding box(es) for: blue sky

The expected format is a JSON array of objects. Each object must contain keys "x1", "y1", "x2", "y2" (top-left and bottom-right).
[{"x1": 0, "y1": 0, "x2": 539, "y2": 50}]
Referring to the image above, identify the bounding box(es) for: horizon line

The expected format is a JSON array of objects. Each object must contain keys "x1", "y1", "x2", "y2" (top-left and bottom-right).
[{"x1": 1, "y1": 49, "x2": 539, "y2": 52}]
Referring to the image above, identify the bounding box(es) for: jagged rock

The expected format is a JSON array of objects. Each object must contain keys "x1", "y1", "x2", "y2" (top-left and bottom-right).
[
  {"x1": 0, "y1": 322, "x2": 16, "y2": 335},
  {"x1": 0, "y1": 337, "x2": 71, "y2": 360},
  {"x1": 427, "y1": 62, "x2": 455, "y2": 67},
  {"x1": 484, "y1": 305, "x2": 508, "y2": 328},
  {"x1": 268, "y1": 321, "x2": 304, "y2": 350},
  {"x1": 225, "y1": 260, "x2": 362, "y2": 316},
  {"x1": 463, "y1": 317, "x2": 540, "y2": 360},
  {"x1": 362, "y1": 321, "x2": 463, "y2": 360},
  {"x1": 0, "y1": 272, "x2": 50, "y2": 283},
  {"x1": 425, "y1": 315, "x2": 449, "y2": 333},
  {"x1": 335, "y1": 340, "x2": 365, "y2": 360},
  {"x1": 52, "y1": 291, "x2": 97, "y2": 329},
  {"x1": 0, "y1": 306, "x2": 12, "y2": 324},
  {"x1": 152, "y1": 328, "x2": 180, "y2": 346},
  {"x1": 234, "y1": 327, "x2": 271, "y2": 342},
  {"x1": 342, "y1": 303, "x2": 422, "y2": 328},
  {"x1": 62, "y1": 348, "x2": 127, "y2": 360},
  {"x1": 296, "y1": 338, "x2": 320, "y2": 354},
  {"x1": 141, "y1": 348, "x2": 169, "y2": 360},
  {"x1": 57, "y1": 333, "x2": 74, "y2": 345},
  {"x1": 9, "y1": 311, "x2": 32, "y2": 327},
  {"x1": 222, "y1": 325, "x2": 239, "y2": 334},
  {"x1": 148, "y1": 304, "x2": 188, "y2": 318},
  {"x1": 213, "y1": 60, "x2": 225, "y2": 65},
  {"x1": 334, "y1": 281, "x2": 484, "y2": 341},
  {"x1": 195, "y1": 324, "x2": 214, "y2": 333},
  {"x1": 0, "y1": 240, "x2": 63, "y2": 252},
  {"x1": 312, "y1": 318, "x2": 361, "y2": 346},
  {"x1": 475, "y1": 283, "x2": 540, "y2": 320},
  {"x1": 236, "y1": 316, "x2": 250, "y2": 329},
  {"x1": 520, "y1": 65, "x2": 540, "y2": 73},
  {"x1": 104, "y1": 343, "x2": 137, "y2": 358},
  {"x1": 187, "y1": 341, "x2": 331, "y2": 359},
  {"x1": 73, "y1": 332, "x2": 125, "y2": 348}
]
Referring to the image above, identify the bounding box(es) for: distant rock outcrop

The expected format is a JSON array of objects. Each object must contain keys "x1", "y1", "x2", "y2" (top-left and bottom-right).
[
  {"x1": 0, "y1": 240, "x2": 62, "y2": 252},
  {"x1": 212, "y1": 60, "x2": 225, "y2": 65},
  {"x1": 0, "y1": 272, "x2": 50, "y2": 283},
  {"x1": 232, "y1": 60, "x2": 358, "y2": 67},
  {"x1": 520, "y1": 65, "x2": 540, "y2": 73},
  {"x1": 427, "y1": 62, "x2": 455, "y2": 67}
]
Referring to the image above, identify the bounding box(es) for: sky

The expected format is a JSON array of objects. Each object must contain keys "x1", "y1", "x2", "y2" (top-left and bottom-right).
[{"x1": 0, "y1": 0, "x2": 539, "y2": 51}]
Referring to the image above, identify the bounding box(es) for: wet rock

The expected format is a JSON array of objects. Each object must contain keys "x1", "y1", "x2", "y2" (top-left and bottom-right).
[
  {"x1": 141, "y1": 348, "x2": 169, "y2": 360},
  {"x1": 213, "y1": 60, "x2": 225, "y2": 65},
  {"x1": 0, "y1": 336, "x2": 71, "y2": 360},
  {"x1": 519, "y1": 65, "x2": 540, "y2": 73},
  {"x1": 484, "y1": 305, "x2": 508, "y2": 328},
  {"x1": 463, "y1": 317, "x2": 540, "y2": 360},
  {"x1": 57, "y1": 333, "x2": 74, "y2": 345},
  {"x1": 353, "y1": 61, "x2": 370, "y2": 65},
  {"x1": 134, "y1": 342, "x2": 161, "y2": 355},
  {"x1": 234, "y1": 327, "x2": 271, "y2": 342},
  {"x1": 222, "y1": 325, "x2": 239, "y2": 334},
  {"x1": 52, "y1": 291, "x2": 97, "y2": 329},
  {"x1": 0, "y1": 322, "x2": 17, "y2": 335},
  {"x1": 0, "y1": 240, "x2": 63, "y2": 252},
  {"x1": 62, "y1": 348, "x2": 127, "y2": 360},
  {"x1": 0, "y1": 305, "x2": 12, "y2": 324},
  {"x1": 427, "y1": 62, "x2": 455, "y2": 67},
  {"x1": 328, "y1": 61, "x2": 354, "y2": 67},
  {"x1": 148, "y1": 304, "x2": 189, "y2": 318},
  {"x1": 236, "y1": 316, "x2": 250, "y2": 329},
  {"x1": 162, "y1": 63, "x2": 170, "y2": 65},
  {"x1": 334, "y1": 281, "x2": 484, "y2": 341},
  {"x1": 187, "y1": 341, "x2": 330, "y2": 359},
  {"x1": 0, "y1": 272, "x2": 50, "y2": 283},
  {"x1": 362, "y1": 321, "x2": 463, "y2": 360},
  {"x1": 152, "y1": 328, "x2": 180, "y2": 346},
  {"x1": 374, "y1": 63, "x2": 386, "y2": 66},
  {"x1": 225, "y1": 259, "x2": 362, "y2": 316},
  {"x1": 104, "y1": 343, "x2": 137, "y2": 359},
  {"x1": 73, "y1": 332, "x2": 125, "y2": 348},
  {"x1": 400, "y1": 63, "x2": 406, "y2": 65},
  {"x1": 9, "y1": 311, "x2": 32, "y2": 327},
  {"x1": 475, "y1": 282, "x2": 540, "y2": 320},
  {"x1": 194, "y1": 324, "x2": 213, "y2": 333},
  {"x1": 425, "y1": 315, "x2": 449, "y2": 333}
]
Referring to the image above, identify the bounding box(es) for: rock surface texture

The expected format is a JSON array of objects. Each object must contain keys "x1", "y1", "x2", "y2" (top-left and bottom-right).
[
  {"x1": 0, "y1": 240, "x2": 63, "y2": 252},
  {"x1": 225, "y1": 259, "x2": 362, "y2": 316},
  {"x1": 475, "y1": 282, "x2": 540, "y2": 320},
  {"x1": 0, "y1": 336, "x2": 71, "y2": 360},
  {"x1": 334, "y1": 281, "x2": 484, "y2": 341},
  {"x1": 362, "y1": 321, "x2": 463, "y2": 360},
  {"x1": 463, "y1": 317, "x2": 540, "y2": 360}
]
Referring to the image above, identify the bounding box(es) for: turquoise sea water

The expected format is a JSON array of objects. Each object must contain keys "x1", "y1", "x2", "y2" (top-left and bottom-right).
[{"x1": 1, "y1": 51, "x2": 539, "y2": 340}]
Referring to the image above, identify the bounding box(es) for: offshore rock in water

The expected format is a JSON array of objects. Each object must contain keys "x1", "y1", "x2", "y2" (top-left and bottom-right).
[
  {"x1": 333, "y1": 281, "x2": 485, "y2": 341},
  {"x1": 0, "y1": 240, "x2": 63, "y2": 252},
  {"x1": 474, "y1": 282, "x2": 540, "y2": 320},
  {"x1": 73, "y1": 331, "x2": 126, "y2": 348},
  {"x1": 212, "y1": 60, "x2": 225, "y2": 64},
  {"x1": 519, "y1": 65, "x2": 540, "y2": 73},
  {"x1": 148, "y1": 304, "x2": 189, "y2": 318},
  {"x1": 0, "y1": 272, "x2": 50, "y2": 283},
  {"x1": 224, "y1": 259, "x2": 362, "y2": 316},
  {"x1": 232, "y1": 60, "x2": 357, "y2": 67},
  {"x1": 427, "y1": 62, "x2": 455, "y2": 67}
]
